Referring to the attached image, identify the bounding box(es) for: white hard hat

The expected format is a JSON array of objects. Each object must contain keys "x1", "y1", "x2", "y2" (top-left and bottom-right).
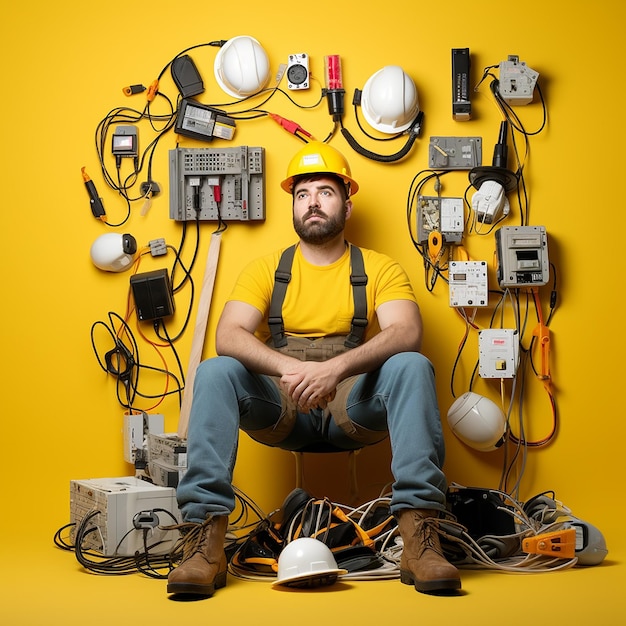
[
  {"x1": 90, "y1": 233, "x2": 137, "y2": 272},
  {"x1": 214, "y1": 35, "x2": 270, "y2": 98},
  {"x1": 272, "y1": 538, "x2": 347, "y2": 588},
  {"x1": 361, "y1": 65, "x2": 420, "y2": 133},
  {"x1": 447, "y1": 392, "x2": 507, "y2": 452}
]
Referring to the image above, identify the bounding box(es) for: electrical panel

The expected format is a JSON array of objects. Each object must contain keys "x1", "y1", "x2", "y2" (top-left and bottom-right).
[
  {"x1": 69, "y1": 477, "x2": 180, "y2": 556},
  {"x1": 479, "y1": 328, "x2": 519, "y2": 378},
  {"x1": 495, "y1": 225, "x2": 549, "y2": 288},
  {"x1": 169, "y1": 146, "x2": 265, "y2": 221},
  {"x1": 449, "y1": 260, "x2": 488, "y2": 307},
  {"x1": 417, "y1": 196, "x2": 464, "y2": 244},
  {"x1": 428, "y1": 136, "x2": 482, "y2": 169}
]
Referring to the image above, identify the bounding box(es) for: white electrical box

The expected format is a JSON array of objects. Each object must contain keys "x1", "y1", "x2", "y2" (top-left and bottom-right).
[
  {"x1": 123, "y1": 412, "x2": 165, "y2": 463},
  {"x1": 479, "y1": 329, "x2": 519, "y2": 378},
  {"x1": 498, "y1": 55, "x2": 539, "y2": 105},
  {"x1": 70, "y1": 477, "x2": 180, "y2": 556},
  {"x1": 449, "y1": 260, "x2": 489, "y2": 307}
]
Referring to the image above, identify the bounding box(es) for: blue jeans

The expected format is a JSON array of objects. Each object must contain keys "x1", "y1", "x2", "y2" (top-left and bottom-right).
[{"x1": 176, "y1": 351, "x2": 447, "y2": 522}]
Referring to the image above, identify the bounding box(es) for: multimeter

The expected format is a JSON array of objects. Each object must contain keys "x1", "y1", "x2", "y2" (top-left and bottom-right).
[{"x1": 287, "y1": 53, "x2": 309, "y2": 90}]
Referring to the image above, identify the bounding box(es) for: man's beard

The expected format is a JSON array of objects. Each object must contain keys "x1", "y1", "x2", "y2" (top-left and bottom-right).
[{"x1": 293, "y1": 209, "x2": 346, "y2": 244}]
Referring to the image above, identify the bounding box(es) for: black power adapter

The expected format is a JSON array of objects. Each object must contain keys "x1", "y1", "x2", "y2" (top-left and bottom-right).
[
  {"x1": 171, "y1": 54, "x2": 204, "y2": 98},
  {"x1": 130, "y1": 269, "x2": 175, "y2": 321}
]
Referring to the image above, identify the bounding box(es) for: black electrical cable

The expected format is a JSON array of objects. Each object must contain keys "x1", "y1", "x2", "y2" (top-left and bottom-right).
[
  {"x1": 91, "y1": 312, "x2": 139, "y2": 408},
  {"x1": 449, "y1": 313, "x2": 472, "y2": 399},
  {"x1": 405, "y1": 169, "x2": 454, "y2": 291},
  {"x1": 154, "y1": 319, "x2": 186, "y2": 392},
  {"x1": 54, "y1": 490, "x2": 267, "y2": 579},
  {"x1": 63, "y1": 509, "x2": 183, "y2": 577},
  {"x1": 481, "y1": 70, "x2": 547, "y2": 227},
  {"x1": 226, "y1": 84, "x2": 325, "y2": 118},
  {"x1": 351, "y1": 97, "x2": 405, "y2": 142},
  {"x1": 340, "y1": 111, "x2": 423, "y2": 163},
  {"x1": 90, "y1": 312, "x2": 184, "y2": 411},
  {"x1": 92, "y1": 102, "x2": 177, "y2": 227},
  {"x1": 155, "y1": 40, "x2": 227, "y2": 82}
]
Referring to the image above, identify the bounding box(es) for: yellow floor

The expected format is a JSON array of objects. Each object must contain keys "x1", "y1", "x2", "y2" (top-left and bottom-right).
[{"x1": 2, "y1": 525, "x2": 624, "y2": 626}]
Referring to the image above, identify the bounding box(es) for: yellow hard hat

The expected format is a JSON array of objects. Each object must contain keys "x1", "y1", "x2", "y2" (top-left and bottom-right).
[{"x1": 281, "y1": 141, "x2": 359, "y2": 195}]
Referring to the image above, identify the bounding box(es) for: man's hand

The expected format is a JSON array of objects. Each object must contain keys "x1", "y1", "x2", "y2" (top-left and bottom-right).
[
  {"x1": 280, "y1": 360, "x2": 339, "y2": 411},
  {"x1": 216, "y1": 298, "x2": 423, "y2": 414}
]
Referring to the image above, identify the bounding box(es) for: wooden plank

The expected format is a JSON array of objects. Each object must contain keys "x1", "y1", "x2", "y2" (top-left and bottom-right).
[{"x1": 177, "y1": 231, "x2": 222, "y2": 438}]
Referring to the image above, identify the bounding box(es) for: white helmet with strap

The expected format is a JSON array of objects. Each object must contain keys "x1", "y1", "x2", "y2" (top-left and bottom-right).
[{"x1": 361, "y1": 65, "x2": 420, "y2": 133}]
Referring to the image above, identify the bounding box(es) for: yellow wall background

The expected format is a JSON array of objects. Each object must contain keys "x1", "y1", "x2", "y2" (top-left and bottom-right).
[{"x1": 1, "y1": 0, "x2": 623, "y2": 559}]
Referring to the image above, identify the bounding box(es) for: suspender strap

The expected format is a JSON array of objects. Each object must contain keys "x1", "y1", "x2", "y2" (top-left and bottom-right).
[
  {"x1": 344, "y1": 245, "x2": 368, "y2": 349},
  {"x1": 268, "y1": 245, "x2": 296, "y2": 348},
  {"x1": 269, "y1": 243, "x2": 368, "y2": 349}
]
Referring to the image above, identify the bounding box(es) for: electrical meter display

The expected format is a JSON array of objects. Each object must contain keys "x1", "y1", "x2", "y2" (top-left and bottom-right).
[{"x1": 495, "y1": 226, "x2": 549, "y2": 288}]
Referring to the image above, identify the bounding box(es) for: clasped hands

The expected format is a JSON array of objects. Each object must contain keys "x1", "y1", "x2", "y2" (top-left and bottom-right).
[{"x1": 279, "y1": 359, "x2": 340, "y2": 412}]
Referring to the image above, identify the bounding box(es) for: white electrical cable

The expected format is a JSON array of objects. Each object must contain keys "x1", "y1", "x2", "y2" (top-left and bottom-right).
[{"x1": 226, "y1": 488, "x2": 580, "y2": 583}]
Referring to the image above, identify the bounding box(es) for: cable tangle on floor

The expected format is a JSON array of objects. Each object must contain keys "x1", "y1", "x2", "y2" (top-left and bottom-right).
[{"x1": 53, "y1": 484, "x2": 607, "y2": 580}]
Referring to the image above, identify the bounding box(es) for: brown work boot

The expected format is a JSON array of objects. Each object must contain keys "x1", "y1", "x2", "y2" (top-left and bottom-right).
[
  {"x1": 167, "y1": 515, "x2": 228, "y2": 596},
  {"x1": 396, "y1": 509, "x2": 461, "y2": 595}
]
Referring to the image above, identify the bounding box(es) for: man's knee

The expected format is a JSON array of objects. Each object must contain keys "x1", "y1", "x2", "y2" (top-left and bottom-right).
[
  {"x1": 385, "y1": 351, "x2": 434, "y2": 379},
  {"x1": 195, "y1": 356, "x2": 244, "y2": 389}
]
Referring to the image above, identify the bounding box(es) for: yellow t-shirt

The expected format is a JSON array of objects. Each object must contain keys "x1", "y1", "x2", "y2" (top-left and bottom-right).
[{"x1": 227, "y1": 243, "x2": 417, "y2": 344}]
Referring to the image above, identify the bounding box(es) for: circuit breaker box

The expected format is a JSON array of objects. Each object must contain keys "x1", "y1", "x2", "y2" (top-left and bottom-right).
[{"x1": 169, "y1": 146, "x2": 265, "y2": 221}]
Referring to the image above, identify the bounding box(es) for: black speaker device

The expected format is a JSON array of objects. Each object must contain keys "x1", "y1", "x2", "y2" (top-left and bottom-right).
[{"x1": 130, "y1": 269, "x2": 175, "y2": 321}]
